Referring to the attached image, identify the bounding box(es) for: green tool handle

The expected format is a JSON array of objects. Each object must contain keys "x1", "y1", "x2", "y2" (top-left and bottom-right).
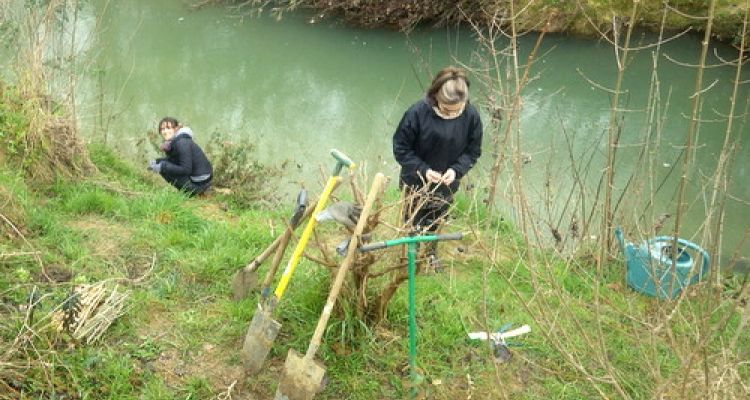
[
  {"x1": 359, "y1": 232, "x2": 463, "y2": 252},
  {"x1": 356, "y1": 230, "x2": 463, "y2": 398},
  {"x1": 407, "y1": 241, "x2": 418, "y2": 398},
  {"x1": 330, "y1": 149, "x2": 355, "y2": 176}
]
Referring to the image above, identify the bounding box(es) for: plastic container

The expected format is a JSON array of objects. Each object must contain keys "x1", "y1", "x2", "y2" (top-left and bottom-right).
[{"x1": 615, "y1": 227, "x2": 710, "y2": 299}]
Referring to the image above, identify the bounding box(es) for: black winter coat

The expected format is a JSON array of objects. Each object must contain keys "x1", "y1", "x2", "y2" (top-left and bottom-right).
[
  {"x1": 159, "y1": 133, "x2": 212, "y2": 181},
  {"x1": 392, "y1": 99, "x2": 482, "y2": 192}
]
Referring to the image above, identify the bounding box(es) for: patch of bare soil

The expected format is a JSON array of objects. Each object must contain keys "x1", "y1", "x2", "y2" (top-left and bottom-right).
[
  {"x1": 67, "y1": 216, "x2": 132, "y2": 259},
  {"x1": 135, "y1": 307, "x2": 262, "y2": 399},
  {"x1": 192, "y1": 200, "x2": 234, "y2": 223},
  {"x1": 39, "y1": 264, "x2": 73, "y2": 283},
  {"x1": 150, "y1": 345, "x2": 255, "y2": 399}
]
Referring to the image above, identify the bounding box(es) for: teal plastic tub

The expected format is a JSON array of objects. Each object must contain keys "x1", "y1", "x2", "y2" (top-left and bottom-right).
[{"x1": 615, "y1": 227, "x2": 710, "y2": 299}]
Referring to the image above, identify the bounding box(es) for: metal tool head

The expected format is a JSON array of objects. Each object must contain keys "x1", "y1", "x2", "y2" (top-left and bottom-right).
[
  {"x1": 317, "y1": 201, "x2": 360, "y2": 229},
  {"x1": 231, "y1": 266, "x2": 259, "y2": 301},
  {"x1": 335, "y1": 233, "x2": 372, "y2": 256},
  {"x1": 492, "y1": 340, "x2": 512, "y2": 363},
  {"x1": 275, "y1": 349, "x2": 327, "y2": 400},
  {"x1": 241, "y1": 306, "x2": 281, "y2": 375},
  {"x1": 335, "y1": 237, "x2": 351, "y2": 256},
  {"x1": 290, "y1": 189, "x2": 308, "y2": 228}
]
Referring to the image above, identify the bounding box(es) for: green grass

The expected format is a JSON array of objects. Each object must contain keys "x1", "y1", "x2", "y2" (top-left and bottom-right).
[{"x1": 1, "y1": 140, "x2": 747, "y2": 399}]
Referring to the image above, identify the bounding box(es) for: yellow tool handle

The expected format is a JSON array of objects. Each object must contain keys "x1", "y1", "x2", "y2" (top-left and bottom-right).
[{"x1": 274, "y1": 176, "x2": 341, "y2": 299}]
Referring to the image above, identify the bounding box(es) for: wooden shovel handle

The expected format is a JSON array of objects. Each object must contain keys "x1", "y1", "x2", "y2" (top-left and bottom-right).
[
  {"x1": 243, "y1": 204, "x2": 314, "y2": 273},
  {"x1": 259, "y1": 205, "x2": 314, "y2": 298},
  {"x1": 243, "y1": 232, "x2": 286, "y2": 273},
  {"x1": 305, "y1": 173, "x2": 386, "y2": 359}
]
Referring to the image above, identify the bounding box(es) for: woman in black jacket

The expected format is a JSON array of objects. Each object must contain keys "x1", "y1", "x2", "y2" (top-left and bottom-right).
[
  {"x1": 148, "y1": 117, "x2": 213, "y2": 197},
  {"x1": 392, "y1": 67, "x2": 483, "y2": 270}
]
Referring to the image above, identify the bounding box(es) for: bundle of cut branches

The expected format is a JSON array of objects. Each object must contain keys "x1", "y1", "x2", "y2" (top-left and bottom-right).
[{"x1": 50, "y1": 282, "x2": 129, "y2": 344}]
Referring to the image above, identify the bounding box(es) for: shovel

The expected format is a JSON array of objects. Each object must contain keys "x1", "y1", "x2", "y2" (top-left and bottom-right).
[
  {"x1": 241, "y1": 149, "x2": 356, "y2": 376},
  {"x1": 232, "y1": 189, "x2": 309, "y2": 300},
  {"x1": 275, "y1": 173, "x2": 386, "y2": 400}
]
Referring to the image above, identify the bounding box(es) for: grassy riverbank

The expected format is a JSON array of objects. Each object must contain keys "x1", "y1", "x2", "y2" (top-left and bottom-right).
[{"x1": 2, "y1": 83, "x2": 748, "y2": 398}]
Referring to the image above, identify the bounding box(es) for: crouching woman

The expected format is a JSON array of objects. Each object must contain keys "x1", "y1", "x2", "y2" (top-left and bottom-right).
[{"x1": 148, "y1": 116, "x2": 213, "y2": 197}]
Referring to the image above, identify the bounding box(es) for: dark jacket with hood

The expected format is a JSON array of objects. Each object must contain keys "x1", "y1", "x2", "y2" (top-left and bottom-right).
[
  {"x1": 159, "y1": 128, "x2": 212, "y2": 183},
  {"x1": 393, "y1": 98, "x2": 482, "y2": 193}
]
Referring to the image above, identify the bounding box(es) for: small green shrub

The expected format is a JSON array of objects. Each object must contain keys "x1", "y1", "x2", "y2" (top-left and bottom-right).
[{"x1": 203, "y1": 131, "x2": 286, "y2": 208}]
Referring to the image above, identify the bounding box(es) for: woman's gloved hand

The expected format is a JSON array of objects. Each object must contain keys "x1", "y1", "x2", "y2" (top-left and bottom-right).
[
  {"x1": 147, "y1": 160, "x2": 162, "y2": 173},
  {"x1": 426, "y1": 168, "x2": 456, "y2": 185},
  {"x1": 426, "y1": 168, "x2": 443, "y2": 184},
  {"x1": 441, "y1": 168, "x2": 456, "y2": 185}
]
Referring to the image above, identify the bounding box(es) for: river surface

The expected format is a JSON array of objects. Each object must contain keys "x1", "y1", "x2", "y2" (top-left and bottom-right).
[{"x1": 7, "y1": 0, "x2": 750, "y2": 267}]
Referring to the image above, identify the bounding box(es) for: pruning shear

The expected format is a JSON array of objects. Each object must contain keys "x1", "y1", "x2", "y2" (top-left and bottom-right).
[
  {"x1": 492, "y1": 323, "x2": 528, "y2": 362},
  {"x1": 467, "y1": 323, "x2": 531, "y2": 363}
]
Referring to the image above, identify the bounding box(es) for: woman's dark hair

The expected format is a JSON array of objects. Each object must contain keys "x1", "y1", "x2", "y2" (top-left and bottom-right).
[
  {"x1": 426, "y1": 67, "x2": 470, "y2": 105},
  {"x1": 158, "y1": 116, "x2": 180, "y2": 132}
]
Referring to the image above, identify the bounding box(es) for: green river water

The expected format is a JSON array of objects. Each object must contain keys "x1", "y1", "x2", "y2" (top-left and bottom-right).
[{"x1": 6, "y1": 0, "x2": 750, "y2": 268}]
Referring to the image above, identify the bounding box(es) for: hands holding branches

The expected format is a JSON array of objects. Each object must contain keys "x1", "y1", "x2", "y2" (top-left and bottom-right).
[{"x1": 425, "y1": 168, "x2": 456, "y2": 186}]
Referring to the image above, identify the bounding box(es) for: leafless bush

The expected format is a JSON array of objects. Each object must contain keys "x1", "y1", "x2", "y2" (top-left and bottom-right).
[{"x1": 461, "y1": 1, "x2": 749, "y2": 398}]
